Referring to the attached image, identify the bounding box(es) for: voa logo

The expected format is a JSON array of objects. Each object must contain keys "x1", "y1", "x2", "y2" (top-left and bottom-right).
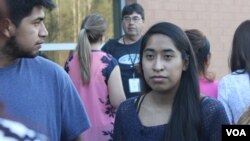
[{"x1": 226, "y1": 129, "x2": 246, "y2": 136}]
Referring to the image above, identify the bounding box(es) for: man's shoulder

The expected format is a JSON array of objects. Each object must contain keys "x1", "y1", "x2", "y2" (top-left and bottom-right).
[
  {"x1": 38, "y1": 56, "x2": 58, "y2": 67},
  {"x1": 23, "y1": 56, "x2": 66, "y2": 76},
  {"x1": 107, "y1": 38, "x2": 119, "y2": 43},
  {"x1": 102, "y1": 38, "x2": 120, "y2": 49}
]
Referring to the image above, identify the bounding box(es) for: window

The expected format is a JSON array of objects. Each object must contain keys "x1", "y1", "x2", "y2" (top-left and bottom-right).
[{"x1": 42, "y1": 0, "x2": 114, "y2": 66}]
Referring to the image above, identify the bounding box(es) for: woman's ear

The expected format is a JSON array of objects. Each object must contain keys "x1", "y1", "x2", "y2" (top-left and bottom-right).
[
  {"x1": 182, "y1": 58, "x2": 189, "y2": 71},
  {"x1": 99, "y1": 34, "x2": 105, "y2": 43},
  {"x1": 205, "y1": 53, "x2": 211, "y2": 67}
]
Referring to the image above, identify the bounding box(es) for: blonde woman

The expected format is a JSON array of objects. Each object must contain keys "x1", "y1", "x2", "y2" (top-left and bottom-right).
[
  {"x1": 238, "y1": 107, "x2": 250, "y2": 125},
  {"x1": 65, "y1": 14, "x2": 126, "y2": 141}
]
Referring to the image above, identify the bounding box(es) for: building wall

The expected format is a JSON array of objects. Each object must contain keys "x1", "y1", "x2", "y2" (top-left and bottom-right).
[{"x1": 129, "y1": 0, "x2": 250, "y2": 79}]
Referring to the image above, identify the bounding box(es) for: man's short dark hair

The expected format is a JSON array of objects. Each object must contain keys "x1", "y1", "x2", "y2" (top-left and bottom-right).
[
  {"x1": 6, "y1": 0, "x2": 55, "y2": 26},
  {"x1": 122, "y1": 3, "x2": 144, "y2": 20}
]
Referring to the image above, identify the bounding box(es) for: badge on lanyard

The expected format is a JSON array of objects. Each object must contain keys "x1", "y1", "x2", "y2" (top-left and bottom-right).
[{"x1": 128, "y1": 73, "x2": 141, "y2": 93}]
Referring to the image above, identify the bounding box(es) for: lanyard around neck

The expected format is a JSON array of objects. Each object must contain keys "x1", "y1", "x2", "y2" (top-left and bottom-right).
[{"x1": 123, "y1": 36, "x2": 138, "y2": 68}]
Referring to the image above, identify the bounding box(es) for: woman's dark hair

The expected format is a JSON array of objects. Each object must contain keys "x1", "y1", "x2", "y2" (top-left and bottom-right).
[
  {"x1": 122, "y1": 3, "x2": 144, "y2": 20},
  {"x1": 185, "y1": 29, "x2": 215, "y2": 81},
  {"x1": 230, "y1": 20, "x2": 250, "y2": 75},
  {"x1": 139, "y1": 22, "x2": 201, "y2": 141}
]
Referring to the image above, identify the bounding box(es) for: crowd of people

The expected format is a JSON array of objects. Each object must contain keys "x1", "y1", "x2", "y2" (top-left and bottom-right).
[{"x1": 0, "y1": 0, "x2": 250, "y2": 141}]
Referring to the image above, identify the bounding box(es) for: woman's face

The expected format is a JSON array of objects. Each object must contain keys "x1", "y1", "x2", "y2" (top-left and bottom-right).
[{"x1": 142, "y1": 34, "x2": 186, "y2": 93}]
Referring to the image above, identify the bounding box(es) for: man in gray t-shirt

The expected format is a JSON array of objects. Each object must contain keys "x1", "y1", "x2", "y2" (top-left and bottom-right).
[{"x1": 0, "y1": 0, "x2": 90, "y2": 140}]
